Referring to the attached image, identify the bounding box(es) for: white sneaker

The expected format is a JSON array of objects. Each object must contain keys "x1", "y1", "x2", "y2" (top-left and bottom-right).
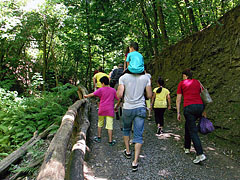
[
  {"x1": 184, "y1": 148, "x2": 190, "y2": 154},
  {"x1": 193, "y1": 154, "x2": 206, "y2": 164}
]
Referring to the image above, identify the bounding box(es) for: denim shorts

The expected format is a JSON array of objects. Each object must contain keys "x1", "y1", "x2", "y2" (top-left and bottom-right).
[{"x1": 122, "y1": 107, "x2": 146, "y2": 144}]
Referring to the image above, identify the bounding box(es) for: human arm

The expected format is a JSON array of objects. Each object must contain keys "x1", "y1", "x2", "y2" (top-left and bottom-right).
[
  {"x1": 117, "y1": 84, "x2": 124, "y2": 99},
  {"x1": 84, "y1": 93, "x2": 95, "y2": 98},
  {"x1": 167, "y1": 94, "x2": 171, "y2": 110},
  {"x1": 145, "y1": 85, "x2": 152, "y2": 100},
  {"x1": 151, "y1": 92, "x2": 156, "y2": 110},
  {"x1": 176, "y1": 94, "x2": 182, "y2": 121},
  {"x1": 114, "y1": 99, "x2": 121, "y2": 112}
]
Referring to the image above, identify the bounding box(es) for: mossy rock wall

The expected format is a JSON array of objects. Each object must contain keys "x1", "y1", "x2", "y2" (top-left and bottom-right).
[{"x1": 151, "y1": 6, "x2": 240, "y2": 146}]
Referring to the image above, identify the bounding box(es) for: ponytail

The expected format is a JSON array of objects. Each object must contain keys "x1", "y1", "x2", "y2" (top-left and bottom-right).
[
  {"x1": 156, "y1": 87, "x2": 162, "y2": 93},
  {"x1": 156, "y1": 77, "x2": 164, "y2": 94}
]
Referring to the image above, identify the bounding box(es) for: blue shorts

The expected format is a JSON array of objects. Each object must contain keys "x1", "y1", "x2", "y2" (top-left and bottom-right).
[{"x1": 122, "y1": 107, "x2": 146, "y2": 144}]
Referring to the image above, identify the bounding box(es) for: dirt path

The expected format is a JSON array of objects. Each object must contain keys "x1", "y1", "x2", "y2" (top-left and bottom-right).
[{"x1": 83, "y1": 103, "x2": 240, "y2": 180}]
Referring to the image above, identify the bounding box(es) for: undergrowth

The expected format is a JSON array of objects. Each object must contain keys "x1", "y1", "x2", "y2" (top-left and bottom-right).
[{"x1": 0, "y1": 83, "x2": 78, "y2": 160}]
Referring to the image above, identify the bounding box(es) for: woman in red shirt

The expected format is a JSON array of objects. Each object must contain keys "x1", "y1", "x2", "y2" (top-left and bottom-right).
[{"x1": 176, "y1": 69, "x2": 206, "y2": 164}]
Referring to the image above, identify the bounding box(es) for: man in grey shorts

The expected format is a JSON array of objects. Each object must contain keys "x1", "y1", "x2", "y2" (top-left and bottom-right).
[{"x1": 116, "y1": 73, "x2": 152, "y2": 172}]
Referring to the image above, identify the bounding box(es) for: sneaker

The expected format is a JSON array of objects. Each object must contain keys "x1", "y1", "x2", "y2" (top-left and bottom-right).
[
  {"x1": 193, "y1": 154, "x2": 206, "y2": 164},
  {"x1": 109, "y1": 140, "x2": 116, "y2": 146},
  {"x1": 123, "y1": 149, "x2": 131, "y2": 159},
  {"x1": 93, "y1": 136, "x2": 101, "y2": 143},
  {"x1": 155, "y1": 127, "x2": 162, "y2": 136},
  {"x1": 132, "y1": 163, "x2": 138, "y2": 172},
  {"x1": 184, "y1": 148, "x2": 190, "y2": 154}
]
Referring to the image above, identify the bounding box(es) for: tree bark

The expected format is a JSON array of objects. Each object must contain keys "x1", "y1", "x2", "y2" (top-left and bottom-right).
[
  {"x1": 140, "y1": 0, "x2": 159, "y2": 56},
  {"x1": 184, "y1": 0, "x2": 198, "y2": 32},
  {"x1": 85, "y1": 0, "x2": 92, "y2": 91},
  {"x1": 42, "y1": 14, "x2": 47, "y2": 91},
  {"x1": 156, "y1": 0, "x2": 169, "y2": 47},
  {"x1": 66, "y1": 100, "x2": 90, "y2": 180},
  {"x1": 174, "y1": 0, "x2": 190, "y2": 35},
  {"x1": 36, "y1": 99, "x2": 87, "y2": 180}
]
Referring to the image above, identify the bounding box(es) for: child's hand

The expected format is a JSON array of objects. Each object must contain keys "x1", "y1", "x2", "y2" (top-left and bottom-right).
[{"x1": 84, "y1": 95, "x2": 88, "y2": 98}]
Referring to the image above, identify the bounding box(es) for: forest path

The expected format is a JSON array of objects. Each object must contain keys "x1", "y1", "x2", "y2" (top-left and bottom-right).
[{"x1": 83, "y1": 103, "x2": 240, "y2": 180}]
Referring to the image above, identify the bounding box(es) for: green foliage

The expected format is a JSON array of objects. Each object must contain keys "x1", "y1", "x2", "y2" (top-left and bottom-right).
[{"x1": 0, "y1": 84, "x2": 78, "y2": 160}]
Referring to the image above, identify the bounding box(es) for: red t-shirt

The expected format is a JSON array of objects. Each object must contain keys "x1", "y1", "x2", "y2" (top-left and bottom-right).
[{"x1": 177, "y1": 79, "x2": 203, "y2": 107}]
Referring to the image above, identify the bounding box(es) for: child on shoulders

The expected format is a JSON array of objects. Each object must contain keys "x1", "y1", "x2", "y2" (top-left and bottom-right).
[{"x1": 125, "y1": 42, "x2": 144, "y2": 74}]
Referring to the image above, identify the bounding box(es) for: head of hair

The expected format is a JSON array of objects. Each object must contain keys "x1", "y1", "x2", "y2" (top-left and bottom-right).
[
  {"x1": 98, "y1": 66, "x2": 104, "y2": 72},
  {"x1": 100, "y1": 76, "x2": 109, "y2": 85},
  {"x1": 118, "y1": 63, "x2": 124, "y2": 68},
  {"x1": 156, "y1": 77, "x2": 164, "y2": 93},
  {"x1": 125, "y1": 46, "x2": 130, "y2": 54},
  {"x1": 182, "y1": 68, "x2": 192, "y2": 79},
  {"x1": 129, "y1": 41, "x2": 139, "y2": 51}
]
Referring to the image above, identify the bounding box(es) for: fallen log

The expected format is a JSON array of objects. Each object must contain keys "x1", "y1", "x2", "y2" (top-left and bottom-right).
[
  {"x1": 67, "y1": 101, "x2": 90, "y2": 180},
  {"x1": 0, "y1": 123, "x2": 56, "y2": 176},
  {"x1": 36, "y1": 99, "x2": 87, "y2": 180}
]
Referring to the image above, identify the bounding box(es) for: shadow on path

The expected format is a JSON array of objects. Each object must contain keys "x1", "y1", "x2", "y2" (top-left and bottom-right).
[{"x1": 83, "y1": 103, "x2": 240, "y2": 180}]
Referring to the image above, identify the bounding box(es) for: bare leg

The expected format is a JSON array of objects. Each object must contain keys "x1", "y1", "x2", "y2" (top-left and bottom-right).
[
  {"x1": 97, "y1": 127, "x2": 102, "y2": 137},
  {"x1": 123, "y1": 136, "x2": 130, "y2": 153},
  {"x1": 133, "y1": 143, "x2": 142, "y2": 165},
  {"x1": 108, "y1": 129, "x2": 113, "y2": 142}
]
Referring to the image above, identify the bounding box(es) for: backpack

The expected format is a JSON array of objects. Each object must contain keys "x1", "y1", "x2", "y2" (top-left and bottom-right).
[{"x1": 110, "y1": 68, "x2": 123, "y2": 88}]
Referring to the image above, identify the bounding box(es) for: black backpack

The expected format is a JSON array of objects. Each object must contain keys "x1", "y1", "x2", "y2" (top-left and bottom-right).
[{"x1": 110, "y1": 68, "x2": 123, "y2": 88}]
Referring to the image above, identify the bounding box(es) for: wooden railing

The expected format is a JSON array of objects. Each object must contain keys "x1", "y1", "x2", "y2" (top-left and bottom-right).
[
  {"x1": 0, "y1": 85, "x2": 90, "y2": 180},
  {"x1": 37, "y1": 85, "x2": 90, "y2": 180}
]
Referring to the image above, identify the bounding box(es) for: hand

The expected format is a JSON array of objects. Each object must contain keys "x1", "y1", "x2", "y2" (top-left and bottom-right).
[
  {"x1": 84, "y1": 95, "x2": 88, "y2": 98},
  {"x1": 177, "y1": 113, "x2": 181, "y2": 121},
  {"x1": 168, "y1": 105, "x2": 171, "y2": 110},
  {"x1": 114, "y1": 107, "x2": 118, "y2": 112}
]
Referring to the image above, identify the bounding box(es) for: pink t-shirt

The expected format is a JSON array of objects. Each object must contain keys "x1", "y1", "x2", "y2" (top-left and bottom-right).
[
  {"x1": 177, "y1": 79, "x2": 203, "y2": 107},
  {"x1": 94, "y1": 87, "x2": 119, "y2": 117}
]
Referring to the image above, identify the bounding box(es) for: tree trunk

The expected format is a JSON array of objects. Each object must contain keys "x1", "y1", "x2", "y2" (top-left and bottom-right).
[
  {"x1": 42, "y1": 15, "x2": 47, "y2": 91},
  {"x1": 184, "y1": 0, "x2": 198, "y2": 32},
  {"x1": 174, "y1": 0, "x2": 190, "y2": 35},
  {"x1": 156, "y1": 0, "x2": 169, "y2": 47},
  {"x1": 140, "y1": 0, "x2": 159, "y2": 56},
  {"x1": 51, "y1": 46, "x2": 58, "y2": 87},
  {"x1": 85, "y1": 0, "x2": 92, "y2": 91}
]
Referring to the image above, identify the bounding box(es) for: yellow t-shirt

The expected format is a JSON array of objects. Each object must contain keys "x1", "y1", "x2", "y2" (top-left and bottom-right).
[
  {"x1": 153, "y1": 87, "x2": 170, "y2": 108},
  {"x1": 94, "y1": 72, "x2": 109, "y2": 88}
]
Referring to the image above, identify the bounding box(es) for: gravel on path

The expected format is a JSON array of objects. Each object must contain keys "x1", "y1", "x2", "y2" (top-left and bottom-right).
[{"x1": 83, "y1": 103, "x2": 240, "y2": 180}]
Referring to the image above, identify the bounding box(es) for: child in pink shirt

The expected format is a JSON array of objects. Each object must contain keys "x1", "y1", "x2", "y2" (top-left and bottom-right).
[{"x1": 84, "y1": 76, "x2": 119, "y2": 146}]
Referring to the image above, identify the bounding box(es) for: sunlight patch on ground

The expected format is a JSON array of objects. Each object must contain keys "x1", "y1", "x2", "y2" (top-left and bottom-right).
[
  {"x1": 157, "y1": 132, "x2": 181, "y2": 141},
  {"x1": 84, "y1": 162, "x2": 108, "y2": 180},
  {"x1": 158, "y1": 169, "x2": 170, "y2": 177},
  {"x1": 205, "y1": 146, "x2": 216, "y2": 151}
]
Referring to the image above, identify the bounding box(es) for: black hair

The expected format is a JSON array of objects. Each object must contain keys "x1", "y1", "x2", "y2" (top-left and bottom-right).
[
  {"x1": 125, "y1": 46, "x2": 130, "y2": 54},
  {"x1": 156, "y1": 78, "x2": 164, "y2": 93},
  {"x1": 100, "y1": 76, "x2": 109, "y2": 85},
  {"x1": 98, "y1": 66, "x2": 104, "y2": 72},
  {"x1": 182, "y1": 68, "x2": 192, "y2": 79},
  {"x1": 129, "y1": 41, "x2": 139, "y2": 51}
]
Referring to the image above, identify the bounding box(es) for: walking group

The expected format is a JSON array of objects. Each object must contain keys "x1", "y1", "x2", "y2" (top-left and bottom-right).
[{"x1": 84, "y1": 41, "x2": 207, "y2": 172}]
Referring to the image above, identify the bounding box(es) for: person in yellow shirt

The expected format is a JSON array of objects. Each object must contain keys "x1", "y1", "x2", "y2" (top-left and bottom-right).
[
  {"x1": 151, "y1": 77, "x2": 171, "y2": 136},
  {"x1": 93, "y1": 67, "x2": 109, "y2": 90}
]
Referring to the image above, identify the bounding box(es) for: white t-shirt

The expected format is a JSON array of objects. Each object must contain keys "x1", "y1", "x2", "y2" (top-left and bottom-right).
[{"x1": 119, "y1": 74, "x2": 151, "y2": 109}]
